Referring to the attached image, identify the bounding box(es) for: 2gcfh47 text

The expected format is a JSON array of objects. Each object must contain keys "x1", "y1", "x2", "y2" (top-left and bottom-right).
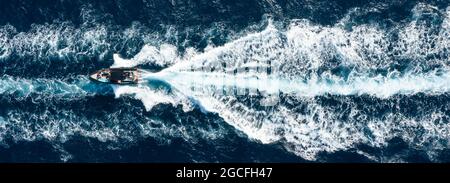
[{"x1": 177, "y1": 167, "x2": 273, "y2": 181}]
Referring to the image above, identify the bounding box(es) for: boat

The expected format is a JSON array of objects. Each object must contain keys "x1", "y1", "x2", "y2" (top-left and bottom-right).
[{"x1": 90, "y1": 67, "x2": 140, "y2": 84}]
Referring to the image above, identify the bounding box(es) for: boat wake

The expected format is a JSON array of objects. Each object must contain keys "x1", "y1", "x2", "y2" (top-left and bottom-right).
[
  {"x1": 1, "y1": 2, "x2": 450, "y2": 162},
  {"x1": 109, "y1": 5, "x2": 450, "y2": 161}
]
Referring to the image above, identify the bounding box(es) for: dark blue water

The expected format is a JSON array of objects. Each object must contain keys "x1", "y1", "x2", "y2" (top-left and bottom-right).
[{"x1": 1, "y1": 0, "x2": 450, "y2": 162}]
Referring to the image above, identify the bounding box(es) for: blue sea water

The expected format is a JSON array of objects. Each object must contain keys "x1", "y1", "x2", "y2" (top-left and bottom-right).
[{"x1": 1, "y1": 0, "x2": 450, "y2": 162}]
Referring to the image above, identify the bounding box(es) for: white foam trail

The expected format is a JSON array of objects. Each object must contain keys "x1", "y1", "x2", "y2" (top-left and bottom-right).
[
  {"x1": 114, "y1": 4, "x2": 450, "y2": 161},
  {"x1": 112, "y1": 84, "x2": 194, "y2": 112},
  {"x1": 136, "y1": 63, "x2": 450, "y2": 161},
  {"x1": 144, "y1": 69, "x2": 450, "y2": 99}
]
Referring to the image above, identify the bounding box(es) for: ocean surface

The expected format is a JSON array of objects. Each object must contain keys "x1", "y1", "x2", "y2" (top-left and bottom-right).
[{"x1": 1, "y1": 0, "x2": 450, "y2": 162}]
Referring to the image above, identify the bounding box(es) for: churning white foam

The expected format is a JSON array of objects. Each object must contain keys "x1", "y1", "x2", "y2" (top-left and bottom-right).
[
  {"x1": 111, "y1": 44, "x2": 179, "y2": 68},
  {"x1": 112, "y1": 84, "x2": 193, "y2": 112},
  {"x1": 145, "y1": 69, "x2": 450, "y2": 100},
  {"x1": 112, "y1": 4, "x2": 450, "y2": 161}
]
